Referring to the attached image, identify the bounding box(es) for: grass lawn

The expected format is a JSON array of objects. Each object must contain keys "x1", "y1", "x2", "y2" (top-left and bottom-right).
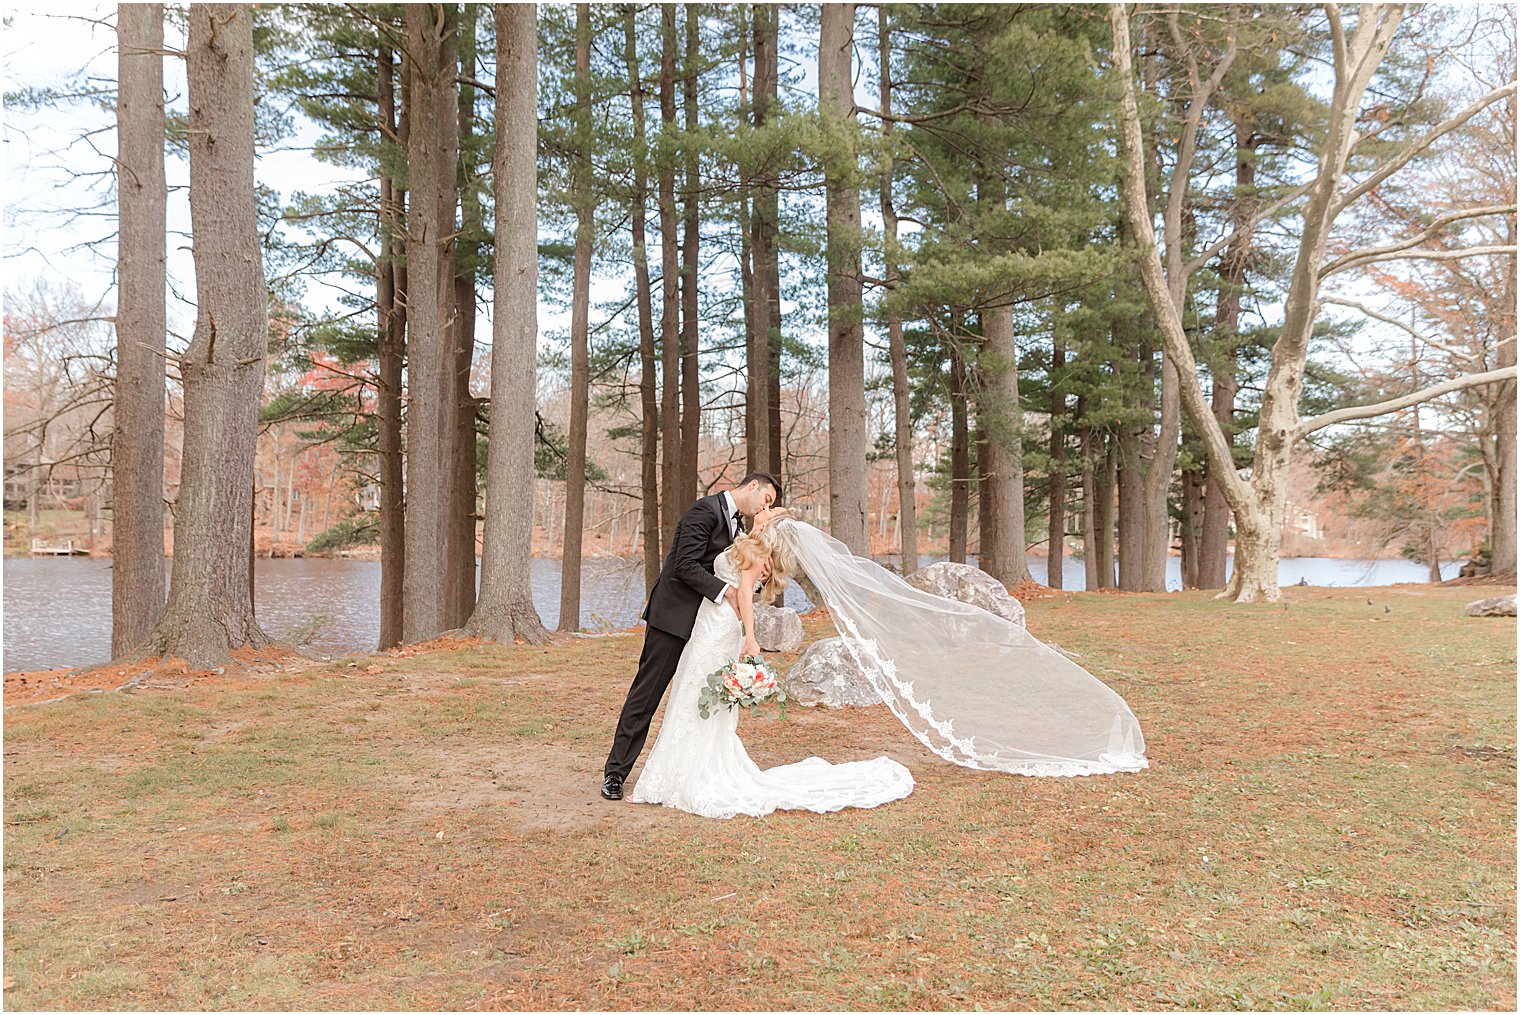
[{"x1": 3, "y1": 583, "x2": 1514, "y2": 1010}]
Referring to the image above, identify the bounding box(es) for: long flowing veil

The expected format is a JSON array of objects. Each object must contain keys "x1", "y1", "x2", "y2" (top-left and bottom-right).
[{"x1": 777, "y1": 518, "x2": 1148, "y2": 777}]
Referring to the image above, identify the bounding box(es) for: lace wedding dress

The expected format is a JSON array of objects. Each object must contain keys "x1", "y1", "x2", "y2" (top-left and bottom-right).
[{"x1": 628, "y1": 549, "x2": 916, "y2": 819}]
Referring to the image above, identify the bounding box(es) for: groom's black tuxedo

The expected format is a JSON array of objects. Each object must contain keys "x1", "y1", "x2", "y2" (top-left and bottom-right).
[
  {"x1": 605, "y1": 492, "x2": 745, "y2": 782},
  {"x1": 644, "y1": 493, "x2": 745, "y2": 640}
]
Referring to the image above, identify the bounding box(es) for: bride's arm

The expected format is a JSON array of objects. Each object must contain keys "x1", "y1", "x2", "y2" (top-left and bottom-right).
[{"x1": 738, "y1": 560, "x2": 766, "y2": 658}]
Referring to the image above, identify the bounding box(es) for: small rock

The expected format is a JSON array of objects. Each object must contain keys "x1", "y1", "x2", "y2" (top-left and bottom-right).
[
  {"x1": 782, "y1": 637, "x2": 881, "y2": 708},
  {"x1": 1463, "y1": 594, "x2": 1516, "y2": 618},
  {"x1": 904, "y1": 561, "x2": 1027, "y2": 627},
  {"x1": 754, "y1": 604, "x2": 803, "y2": 653}
]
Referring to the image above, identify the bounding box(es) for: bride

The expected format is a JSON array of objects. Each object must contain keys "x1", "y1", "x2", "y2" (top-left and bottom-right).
[
  {"x1": 629, "y1": 511, "x2": 1149, "y2": 820},
  {"x1": 628, "y1": 509, "x2": 915, "y2": 818}
]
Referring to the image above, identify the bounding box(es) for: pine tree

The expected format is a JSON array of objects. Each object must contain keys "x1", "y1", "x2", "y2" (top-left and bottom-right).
[
  {"x1": 111, "y1": 2, "x2": 167, "y2": 657},
  {"x1": 466, "y1": 1, "x2": 550, "y2": 645},
  {"x1": 137, "y1": 3, "x2": 271, "y2": 668}
]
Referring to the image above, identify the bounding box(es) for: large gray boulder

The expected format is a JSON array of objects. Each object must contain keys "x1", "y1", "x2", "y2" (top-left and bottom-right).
[
  {"x1": 1463, "y1": 595, "x2": 1517, "y2": 618},
  {"x1": 782, "y1": 637, "x2": 881, "y2": 708},
  {"x1": 754, "y1": 603, "x2": 803, "y2": 653},
  {"x1": 905, "y1": 561, "x2": 1026, "y2": 627}
]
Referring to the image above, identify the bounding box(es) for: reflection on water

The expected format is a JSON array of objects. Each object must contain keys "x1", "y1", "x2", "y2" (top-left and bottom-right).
[{"x1": 2, "y1": 552, "x2": 1458, "y2": 674}]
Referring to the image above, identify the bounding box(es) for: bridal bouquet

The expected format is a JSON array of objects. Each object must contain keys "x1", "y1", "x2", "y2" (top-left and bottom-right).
[{"x1": 698, "y1": 656, "x2": 787, "y2": 720}]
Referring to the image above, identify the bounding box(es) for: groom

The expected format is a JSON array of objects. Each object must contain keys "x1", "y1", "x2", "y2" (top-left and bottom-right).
[{"x1": 601, "y1": 472, "x2": 782, "y2": 800}]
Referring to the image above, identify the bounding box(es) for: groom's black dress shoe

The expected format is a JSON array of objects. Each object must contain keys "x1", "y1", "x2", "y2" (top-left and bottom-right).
[{"x1": 601, "y1": 773, "x2": 624, "y2": 801}]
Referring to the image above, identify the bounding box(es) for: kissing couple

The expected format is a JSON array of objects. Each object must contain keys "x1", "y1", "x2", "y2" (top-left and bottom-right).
[{"x1": 601, "y1": 472, "x2": 1150, "y2": 820}]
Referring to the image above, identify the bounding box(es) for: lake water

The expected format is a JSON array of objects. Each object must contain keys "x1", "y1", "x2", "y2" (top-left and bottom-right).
[{"x1": 2, "y1": 553, "x2": 1461, "y2": 674}]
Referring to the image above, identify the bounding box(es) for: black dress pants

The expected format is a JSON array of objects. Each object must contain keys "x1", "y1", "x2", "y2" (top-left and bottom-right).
[{"x1": 604, "y1": 624, "x2": 689, "y2": 780}]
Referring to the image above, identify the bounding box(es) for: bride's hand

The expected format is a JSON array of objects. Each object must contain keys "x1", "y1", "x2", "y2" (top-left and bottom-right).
[{"x1": 742, "y1": 637, "x2": 762, "y2": 660}]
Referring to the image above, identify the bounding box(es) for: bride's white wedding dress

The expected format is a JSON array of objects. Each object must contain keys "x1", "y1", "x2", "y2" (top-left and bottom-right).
[{"x1": 628, "y1": 549, "x2": 915, "y2": 819}]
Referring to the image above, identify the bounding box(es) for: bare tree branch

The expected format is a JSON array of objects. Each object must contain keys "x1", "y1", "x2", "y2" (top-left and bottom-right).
[
  {"x1": 1318, "y1": 294, "x2": 1482, "y2": 362},
  {"x1": 1319, "y1": 203, "x2": 1517, "y2": 276},
  {"x1": 1325, "y1": 243, "x2": 1517, "y2": 275},
  {"x1": 1295, "y1": 364, "x2": 1518, "y2": 437},
  {"x1": 1332, "y1": 80, "x2": 1519, "y2": 216}
]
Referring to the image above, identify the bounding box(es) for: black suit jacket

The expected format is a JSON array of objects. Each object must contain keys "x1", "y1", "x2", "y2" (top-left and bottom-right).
[{"x1": 643, "y1": 493, "x2": 745, "y2": 640}]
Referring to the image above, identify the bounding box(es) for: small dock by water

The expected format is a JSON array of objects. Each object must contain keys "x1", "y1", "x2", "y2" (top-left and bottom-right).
[{"x1": 29, "y1": 538, "x2": 89, "y2": 556}]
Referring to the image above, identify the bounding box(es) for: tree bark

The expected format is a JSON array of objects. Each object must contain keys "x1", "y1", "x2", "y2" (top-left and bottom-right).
[
  {"x1": 757, "y1": 5, "x2": 784, "y2": 476},
  {"x1": 748, "y1": 1, "x2": 780, "y2": 476},
  {"x1": 449, "y1": 3, "x2": 480, "y2": 628},
  {"x1": 1180, "y1": 464, "x2": 1204, "y2": 588},
  {"x1": 625, "y1": 5, "x2": 661, "y2": 594},
  {"x1": 1115, "y1": 325, "x2": 1147, "y2": 591},
  {"x1": 138, "y1": 3, "x2": 270, "y2": 668},
  {"x1": 980, "y1": 306, "x2": 1031, "y2": 584},
  {"x1": 658, "y1": 4, "x2": 683, "y2": 545},
  {"x1": 1098, "y1": 430, "x2": 1118, "y2": 588},
  {"x1": 1047, "y1": 335, "x2": 1066, "y2": 589},
  {"x1": 1077, "y1": 395, "x2": 1099, "y2": 591},
  {"x1": 879, "y1": 6, "x2": 916, "y2": 573},
  {"x1": 1198, "y1": 121, "x2": 1254, "y2": 590},
  {"x1": 820, "y1": 2, "x2": 868, "y2": 553},
  {"x1": 1142, "y1": 336, "x2": 1180, "y2": 593},
  {"x1": 560, "y1": 2, "x2": 593, "y2": 628},
  {"x1": 1492, "y1": 211, "x2": 1517, "y2": 573},
  {"x1": 377, "y1": 43, "x2": 407, "y2": 650},
  {"x1": 466, "y1": 1, "x2": 550, "y2": 645},
  {"x1": 679, "y1": 2, "x2": 701, "y2": 510},
  {"x1": 948, "y1": 326, "x2": 969, "y2": 564},
  {"x1": 401, "y1": 3, "x2": 459, "y2": 642},
  {"x1": 112, "y1": 2, "x2": 167, "y2": 658},
  {"x1": 976, "y1": 412, "x2": 995, "y2": 575}
]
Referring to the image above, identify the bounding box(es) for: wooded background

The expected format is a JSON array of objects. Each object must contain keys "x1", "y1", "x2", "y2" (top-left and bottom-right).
[{"x1": 3, "y1": 2, "x2": 1514, "y2": 667}]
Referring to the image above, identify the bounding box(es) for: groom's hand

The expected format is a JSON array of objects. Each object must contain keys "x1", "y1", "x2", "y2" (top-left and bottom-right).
[{"x1": 724, "y1": 585, "x2": 741, "y2": 619}]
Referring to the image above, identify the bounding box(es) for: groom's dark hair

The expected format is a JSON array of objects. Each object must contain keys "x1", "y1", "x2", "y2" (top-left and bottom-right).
[{"x1": 736, "y1": 470, "x2": 783, "y2": 506}]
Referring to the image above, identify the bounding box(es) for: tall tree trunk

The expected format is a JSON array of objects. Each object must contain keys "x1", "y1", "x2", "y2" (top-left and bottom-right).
[
  {"x1": 658, "y1": 5, "x2": 683, "y2": 544},
  {"x1": 679, "y1": 3, "x2": 701, "y2": 510},
  {"x1": 756, "y1": 4, "x2": 784, "y2": 476},
  {"x1": 749, "y1": 1, "x2": 780, "y2": 476},
  {"x1": 1492, "y1": 211, "x2": 1517, "y2": 574},
  {"x1": 1099, "y1": 430, "x2": 1118, "y2": 589},
  {"x1": 1077, "y1": 395, "x2": 1099, "y2": 591},
  {"x1": 738, "y1": 13, "x2": 761, "y2": 476},
  {"x1": 1199, "y1": 123, "x2": 1254, "y2": 589},
  {"x1": 1142, "y1": 332, "x2": 1179, "y2": 594},
  {"x1": 467, "y1": 1, "x2": 549, "y2": 645},
  {"x1": 560, "y1": 2, "x2": 593, "y2": 629},
  {"x1": 138, "y1": 3, "x2": 269, "y2": 668},
  {"x1": 1047, "y1": 335, "x2": 1066, "y2": 589},
  {"x1": 402, "y1": 3, "x2": 460, "y2": 643},
  {"x1": 976, "y1": 413, "x2": 995, "y2": 574},
  {"x1": 980, "y1": 307, "x2": 1031, "y2": 584},
  {"x1": 626, "y1": 4, "x2": 660, "y2": 593},
  {"x1": 819, "y1": 2, "x2": 868, "y2": 552},
  {"x1": 1115, "y1": 328, "x2": 1147, "y2": 591},
  {"x1": 1181, "y1": 464, "x2": 1205, "y2": 588},
  {"x1": 948, "y1": 327, "x2": 969, "y2": 563},
  {"x1": 112, "y1": 2, "x2": 167, "y2": 657},
  {"x1": 879, "y1": 6, "x2": 916, "y2": 572},
  {"x1": 376, "y1": 43, "x2": 407, "y2": 650},
  {"x1": 448, "y1": 3, "x2": 481, "y2": 628}
]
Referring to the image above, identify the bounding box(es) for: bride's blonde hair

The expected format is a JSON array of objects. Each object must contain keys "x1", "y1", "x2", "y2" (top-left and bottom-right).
[{"x1": 725, "y1": 523, "x2": 796, "y2": 606}]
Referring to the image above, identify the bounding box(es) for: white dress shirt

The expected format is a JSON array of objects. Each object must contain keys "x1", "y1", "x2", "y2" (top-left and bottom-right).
[{"x1": 711, "y1": 490, "x2": 741, "y2": 604}]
